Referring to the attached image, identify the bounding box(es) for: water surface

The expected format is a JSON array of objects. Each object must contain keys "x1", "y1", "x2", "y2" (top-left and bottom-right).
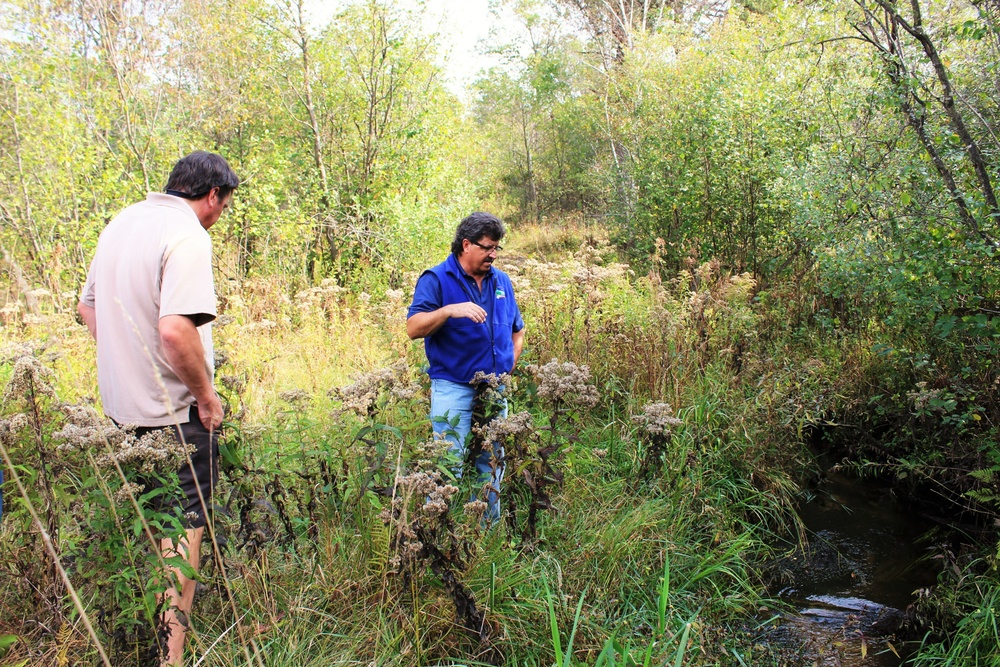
[{"x1": 768, "y1": 469, "x2": 939, "y2": 665}]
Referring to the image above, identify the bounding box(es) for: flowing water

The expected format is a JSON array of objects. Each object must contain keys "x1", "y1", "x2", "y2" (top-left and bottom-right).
[{"x1": 767, "y1": 468, "x2": 941, "y2": 666}]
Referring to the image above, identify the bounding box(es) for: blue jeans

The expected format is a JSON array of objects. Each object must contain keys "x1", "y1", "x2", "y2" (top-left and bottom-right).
[{"x1": 430, "y1": 378, "x2": 505, "y2": 521}]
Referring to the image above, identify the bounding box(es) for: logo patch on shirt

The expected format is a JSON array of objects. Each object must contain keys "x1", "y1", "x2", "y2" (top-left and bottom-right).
[{"x1": 495, "y1": 288, "x2": 506, "y2": 299}]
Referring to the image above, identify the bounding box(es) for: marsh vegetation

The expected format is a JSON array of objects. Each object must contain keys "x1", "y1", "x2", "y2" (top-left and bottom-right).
[{"x1": 1, "y1": 0, "x2": 998, "y2": 665}]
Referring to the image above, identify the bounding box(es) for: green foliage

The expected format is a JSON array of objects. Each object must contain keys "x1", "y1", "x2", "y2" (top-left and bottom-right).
[
  {"x1": 614, "y1": 23, "x2": 811, "y2": 275},
  {"x1": 471, "y1": 4, "x2": 598, "y2": 221},
  {"x1": 0, "y1": 350, "x2": 193, "y2": 663},
  {"x1": 911, "y1": 554, "x2": 1000, "y2": 667},
  {"x1": 0, "y1": 0, "x2": 475, "y2": 294}
]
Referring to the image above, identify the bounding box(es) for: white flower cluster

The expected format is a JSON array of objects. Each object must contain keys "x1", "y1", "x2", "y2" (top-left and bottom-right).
[
  {"x1": 6, "y1": 413, "x2": 29, "y2": 432},
  {"x1": 294, "y1": 279, "x2": 348, "y2": 312},
  {"x1": 54, "y1": 403, "x2": 128, "y2": 451},
  {"x1": 907, "y1": 382, "x2": 945, "y2": 412},
  {"x1": 571, "y1": 263, "x2": 627, "y2": 286},
  {"x1": 528, "y1": 359, "x2": 599, "y2": 408},
  {"x1": 632, "y1": 402, "x2": 683, "y2": 435},
  {"x1": 477, "y1": 411, "x2": 534, "y2": 444},
  {"x1": 278, "y1": 389, "x2": 312, "y2": 404},
  {"x1": 330, "y1": 361, "x2": 419, "y2": 418},
  {"x1": 380, "y1": 470, "x2": 460, "y2": 572},
  {"x1": 94, "y1": 428, "x2": 193, "y2": 474},
  {"x1": 2, "y1": 355, "x2": 57, "y2": 403},
  {"x1": 0, "y1": 341, "x2": 42, "y2": 363}
]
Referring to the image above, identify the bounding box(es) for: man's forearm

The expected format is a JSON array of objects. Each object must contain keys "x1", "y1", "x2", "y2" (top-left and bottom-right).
[
  {"x1": 406, "y1": 309, "x2": 451, "y2": 339},
  {"x1": 160, "y1": 314, "x2": 224, "y2": 430},
  {"x1": 407, "y1": 302, "x2": 488, "y2": 339},
  {"x1": 78, "y1": 303, "x2": 97, "y2": 340},
  {"x1": 159, "y1": 315, "x2": 215, "y2": 404},
  {"x1": 512, "y1": 328, "x2": 525, "y2": 366}
]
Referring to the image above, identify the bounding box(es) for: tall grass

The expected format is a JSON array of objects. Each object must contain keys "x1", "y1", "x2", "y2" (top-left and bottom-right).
[{"x1": 0, "y1": 226, "x2": 832, "y2": 665}]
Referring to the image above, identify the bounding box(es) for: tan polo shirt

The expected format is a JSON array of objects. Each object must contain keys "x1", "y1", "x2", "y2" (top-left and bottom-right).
[{"x1": 80, "y1": 193, "x2": 216, "y2": 427}]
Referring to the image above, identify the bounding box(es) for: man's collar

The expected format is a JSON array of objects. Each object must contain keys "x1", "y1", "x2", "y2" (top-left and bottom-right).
[
  {"x1": 146, "y1": 192, "x2": 200, "y2": 222},
  {"x1": 447, "y1": 252, "x2": 493, "y2": 280}
]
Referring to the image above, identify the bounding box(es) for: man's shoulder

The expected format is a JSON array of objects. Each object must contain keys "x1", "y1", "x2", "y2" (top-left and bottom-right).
[
  {"x1": 427, "y1": 257, "x2": 451, "y2": 275},
  {"x1": 109, "y1": 195, "x2": 200, "y2": 229}
]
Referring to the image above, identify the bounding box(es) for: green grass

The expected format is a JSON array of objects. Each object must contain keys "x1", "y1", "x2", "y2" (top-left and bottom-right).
[{"x1": 0, "y1": 232, "x2": 896, "y2": 666}]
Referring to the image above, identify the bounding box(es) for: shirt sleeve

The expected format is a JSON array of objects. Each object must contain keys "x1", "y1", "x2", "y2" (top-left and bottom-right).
[
  {"x1": 79, "y1": 260, "x2": 96, "y2": 308},
  {"x1": 159, "y1": 230, "x2": 216, "y2": 327},
  {"x1": 406, "y1": 271, "x2": 442, "y2": 318}
]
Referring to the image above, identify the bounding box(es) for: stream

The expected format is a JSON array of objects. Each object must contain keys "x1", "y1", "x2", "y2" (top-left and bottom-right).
[{"x1": 766, "y1": 467, "x2": 941, "y2": 666}]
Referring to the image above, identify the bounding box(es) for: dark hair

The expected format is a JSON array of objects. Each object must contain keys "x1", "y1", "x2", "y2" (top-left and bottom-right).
[
  {"x1": 451, "y1": 212, "x2": 505, "y2": 256},
  {"x1": 164, "y1": 151, "x2": 240, "y2": 200}
]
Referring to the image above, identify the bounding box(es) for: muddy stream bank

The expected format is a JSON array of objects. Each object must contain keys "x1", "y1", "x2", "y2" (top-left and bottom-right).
[{"x1": 765, "y1": 466, "x2": 942, "y2": 666}]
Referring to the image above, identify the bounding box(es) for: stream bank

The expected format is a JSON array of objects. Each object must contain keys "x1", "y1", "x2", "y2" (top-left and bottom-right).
[{"x1": 764, "y1": 466, "x2": 942, "y2": 666}]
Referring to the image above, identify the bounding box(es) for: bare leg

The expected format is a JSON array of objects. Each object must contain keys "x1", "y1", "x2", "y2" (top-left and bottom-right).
[{"x1": 160, "y1": 526, "x2": 204, "y2": 667}]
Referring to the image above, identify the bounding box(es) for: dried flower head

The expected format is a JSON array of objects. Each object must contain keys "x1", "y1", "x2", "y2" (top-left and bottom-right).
[
  {"x1": 380, "y1": 469, "x2": 463, "y2": 572},
  {"x1": 471, "y1": 371, "x2": 511, "y2": 408},
  {"x1": 632, "y1": 402, "x2": 683, "y2": 435},
  {"x1": 0, "y1": 341, "x2": 43, "y2": 363},
  {"x1": 114, "y1": 481, "x2": 145, "y2": 505},
  {"x1": 94, "y1": 428, "x2": 194, "y2": 474},
  {"x1": 463, "y1": 500, "x2": 488, "y2": 523},
  {"x1": 219, "y1": 375, "x2": 245, "y2": 393},
  {"x1": 907, "y1": 382, "x2": 945, "y2": 412},
  {"x1": 278, "y1": 389, "x2": 312, "y2": 405},
  {"x1": 528, "y1": 359, "x2": 599, "y2": 408},
  {"x1": 477, "y1": 411, "x2": 534, "y2": 444},
  {"x1": 214, "y1": 349, "x2": 231, "y2": 368},
  {"x1": 8, "y1": 413, "x2": 30, "y2": 432},
  {"x1": 54, "y1": 407, "x2": 130, "y2": 451},
  {"x1": 3, "y1": 355, "x2": 57, "y2": 403},
  {"x1": 411, "y1": 436, "x2": 451, "y2": 471},
  {"x1": 330, "y1": 361, "x2": 419, "y2": 418}
]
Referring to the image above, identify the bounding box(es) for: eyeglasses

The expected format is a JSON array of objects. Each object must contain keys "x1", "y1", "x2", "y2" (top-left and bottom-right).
[{"x1": 470, "y1": 240, "x2": 503, "y2": 254}]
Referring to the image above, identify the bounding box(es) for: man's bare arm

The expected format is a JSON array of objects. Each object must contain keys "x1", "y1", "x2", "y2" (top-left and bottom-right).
[
  {"x1": 78, "y1": 303, "x2": 97, "y2": 340},
  {"x1": 512, "y1": 328, "x2": 525, "y2": 366},
  {"x1": 159, "y1": 314, "x2": 223, "y2": 431},
  {"x1": 406, "y1": 302, "x2": 487, "y2": 339}
]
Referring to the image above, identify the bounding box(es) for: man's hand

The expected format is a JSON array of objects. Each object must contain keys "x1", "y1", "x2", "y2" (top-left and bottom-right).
[
  {"x1": 446, "y1": 301, "x2": 487, "y2": 324},
  {"x1": 197, "y1": 394, "x2": 225, "y2": 432},
  {"x1": 406, "y1": 301, "x2": 486, "y2": 339}
]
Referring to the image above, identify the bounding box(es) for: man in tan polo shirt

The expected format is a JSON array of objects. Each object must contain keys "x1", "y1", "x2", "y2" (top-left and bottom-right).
[{"x1": 78, "y1": 151, "x2": 238, "y2": 666}]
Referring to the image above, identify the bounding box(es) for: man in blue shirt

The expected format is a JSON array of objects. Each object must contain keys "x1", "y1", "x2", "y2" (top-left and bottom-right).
[{"x1": 407, "y1": 212, "x2": 525, "y2": 520}]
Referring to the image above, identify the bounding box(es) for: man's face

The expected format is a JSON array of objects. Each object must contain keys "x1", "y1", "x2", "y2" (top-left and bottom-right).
[
  {"x1": 200, "y1": 188, "x2": 232, "y2": 230},
  {"x1": 463, "y1": 236, "x2": 501, "y2": 276}
]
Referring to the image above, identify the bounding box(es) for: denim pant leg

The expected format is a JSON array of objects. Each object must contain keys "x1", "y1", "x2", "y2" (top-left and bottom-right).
[{"x1": 430, "y1": 379, "x2": 505, "y2": 520}]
